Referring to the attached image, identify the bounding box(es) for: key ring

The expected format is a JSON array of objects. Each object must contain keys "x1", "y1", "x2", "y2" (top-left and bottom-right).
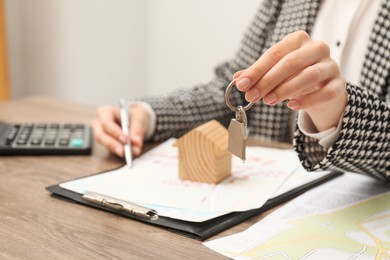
[{"x1": 225, "y1": 79, "x2": 254, "y2": 112}]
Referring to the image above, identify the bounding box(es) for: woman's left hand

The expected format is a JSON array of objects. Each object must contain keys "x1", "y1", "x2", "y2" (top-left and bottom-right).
[{"x1": 234, "y1": 30, "x2": 348, "y2": 132}]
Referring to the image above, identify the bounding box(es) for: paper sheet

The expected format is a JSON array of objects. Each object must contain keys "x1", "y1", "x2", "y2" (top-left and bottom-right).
[
  {"x1": 60, "y1": 138, "x2": 307, "y2": 221},
  {"x1": 204, "y1": 172, "x2": 390, "y2": 259},
  {"x1": 140, "y1": 165, "x2": 332, "y2": 222}
]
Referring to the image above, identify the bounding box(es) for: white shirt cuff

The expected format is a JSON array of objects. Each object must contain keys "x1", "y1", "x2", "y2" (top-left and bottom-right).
[{"x1": 297, "y1": 111, "x2": 343, "y2": 149}]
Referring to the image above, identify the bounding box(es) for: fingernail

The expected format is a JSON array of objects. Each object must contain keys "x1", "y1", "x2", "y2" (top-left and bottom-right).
[
  {"x1": 288, "y1": 100, "x2": 300, "y2": 110},
  {"x1": 236, "y1": 78, "x2": 251, "y2": 90},
  {"x1": 264, "y1": 93, "x2": 277, "y2": 105},
  {"x1": 246, "y1": 88, "x2": 260, "y2": 102}
]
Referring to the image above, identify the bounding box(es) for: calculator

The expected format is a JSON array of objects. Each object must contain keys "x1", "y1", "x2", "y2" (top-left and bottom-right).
[{"x1": 0, "y1": 121, "x2": 93, "y2": 155}]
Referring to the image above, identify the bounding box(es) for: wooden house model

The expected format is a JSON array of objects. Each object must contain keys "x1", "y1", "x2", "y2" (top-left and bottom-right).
[{"x1": 176, "y1": 120, "x2": 232, "y2": 184}]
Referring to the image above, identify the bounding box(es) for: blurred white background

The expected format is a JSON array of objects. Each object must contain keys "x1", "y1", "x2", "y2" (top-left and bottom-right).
[{"x1": 5, "y1": 0, "x2": 259, "y2": 106}]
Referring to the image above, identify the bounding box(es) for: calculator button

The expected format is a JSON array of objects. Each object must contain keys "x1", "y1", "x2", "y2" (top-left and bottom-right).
[
  {"x1": 32, "y1": 131, "x2": 44, "y2": 137},
  {"x1": 46, "y1": 130, "x2": 58, "y2": 137},
  {"x1": 59, "y1": 138, "x2": 70, "y2": 146},
  {"x1": 59, "y1": 135, "x2": 70, "y2": 140},
  {"x1": 36, "y1": 124, "x2": 47, "y2": 129},
  {"x1": 16, "y1": 138, "x2": 28, "y2": 145},
  {"x1": 19, "y1": 134, "x2": 29, "y2": 140},
  {"x1": 45, "y1": 139, "x2": 56, "y2": 145},
  {"x1": 20, "y1": 129, "x2": 32, "y2": 134},
  {"x1": 70, "y1": 139, "x2": 84, "y2": 147},
  {"x1": 59, "y1": 130, "x2": 71, "y2": 136},
  {"x1": 30, "y1": 138, "x2": 42, "y2": 145}
]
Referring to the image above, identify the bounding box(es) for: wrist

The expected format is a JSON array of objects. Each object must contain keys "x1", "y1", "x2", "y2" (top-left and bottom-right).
[
  {"x1": 305, "y1": 90, "x2": 348, "y2": 132},
  {"x1": 298, "y1": 110, "x2": 343, "y2": 149}
]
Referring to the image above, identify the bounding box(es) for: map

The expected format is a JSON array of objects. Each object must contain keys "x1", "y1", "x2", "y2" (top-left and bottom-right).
[
  {"x1": 205, "y1": 173, "x2": 390, "y2": 260},
  {"x1": 240, "y1": 193, "x2": 390, "y2": 259}
]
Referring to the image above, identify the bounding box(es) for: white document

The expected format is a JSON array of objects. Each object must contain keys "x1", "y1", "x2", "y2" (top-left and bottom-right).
[
  {"x1": 60, "y1": 138, "x2": 327, "y2": 221},
  {"x1": 204, "y1": 173, "x2": 390, "y2": 259}
]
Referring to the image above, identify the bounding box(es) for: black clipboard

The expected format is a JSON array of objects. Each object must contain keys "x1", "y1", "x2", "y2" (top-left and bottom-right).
[{"x1": 46, "y1": 170, "x2": 342, "y2": 241}]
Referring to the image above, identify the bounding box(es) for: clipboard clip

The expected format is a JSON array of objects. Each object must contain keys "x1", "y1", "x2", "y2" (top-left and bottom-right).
[{"x1": 82, "y1": 192, "x2": 159, "y2": 221}]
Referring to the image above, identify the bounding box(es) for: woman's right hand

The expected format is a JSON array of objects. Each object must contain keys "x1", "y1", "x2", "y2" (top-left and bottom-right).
[{"x1": 91, "y1": 104, "x2": 150, "y2": 157}]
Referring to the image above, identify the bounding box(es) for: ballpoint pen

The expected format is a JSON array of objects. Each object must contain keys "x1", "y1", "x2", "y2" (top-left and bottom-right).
[{"x1": 119, "y1": 98, "x2": 132, "y2": 168}]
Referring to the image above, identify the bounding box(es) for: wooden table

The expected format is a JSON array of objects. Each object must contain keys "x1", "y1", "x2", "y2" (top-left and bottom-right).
[{"x1": 0, "y1": 96, "x2": 277, "y2": 259}]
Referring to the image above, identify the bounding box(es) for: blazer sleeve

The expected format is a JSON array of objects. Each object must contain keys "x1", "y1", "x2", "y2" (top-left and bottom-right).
[
  {"x1": 294, "y1": 82, "x2": 390, "y2": 181},
  {"x1": 140, "y1": 0, "x2": 280, "y2": 142}
]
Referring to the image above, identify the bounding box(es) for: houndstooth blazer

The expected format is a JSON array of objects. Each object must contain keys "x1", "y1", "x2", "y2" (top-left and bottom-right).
[{"x1": 141, "y1": 0, "x2": 390, "y2": 181}]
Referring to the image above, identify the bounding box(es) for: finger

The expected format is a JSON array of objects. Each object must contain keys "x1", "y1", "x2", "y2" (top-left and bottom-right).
[
  {"x1": 287, "y1": 78, "x2": 346, "y2": 111},
  {"x1": 92, "y1": 119, "x2": 124, "y2": 157},
  {"x1": 233, "y1": 70, "x2": 245, "y2": 80},
  {"x1": 97, "y1": 106, "x2": 127, "y2": 144},
  {"x1": 129, "y1": 106, "x2": 150, "y2": 157},
  {"x1": 236, "y1": 30, "x2": 310, "y2": 91},
  {"x1": 245, "y1": 40, "x2": 330, "y2": 103},
  {"x1": 288, "y1": 78, "x2": 347, "y2": 131},
  {"x1": 263, "y1": 59, "x2": 338, "y2": 105},
  {"x1": 253, "y1": 41, "x2": 330, "y2": 100},
  {"x1": 129, "y1": 121, "x2": 145, "y2": 157}
]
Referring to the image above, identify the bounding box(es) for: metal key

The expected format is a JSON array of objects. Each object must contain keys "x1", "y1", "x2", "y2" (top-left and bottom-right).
[{"x1": 225, "y1": 79, "x2": 254, "y2": 162}]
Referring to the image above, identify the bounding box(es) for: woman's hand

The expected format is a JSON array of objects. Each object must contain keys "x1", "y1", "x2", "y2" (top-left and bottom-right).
[
  {"x1": 92, "y1": 104, "x2": 150, "y2": 157},
  {"x1": 234, "y1": 30, "x2": 348, "y2": 132}
]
